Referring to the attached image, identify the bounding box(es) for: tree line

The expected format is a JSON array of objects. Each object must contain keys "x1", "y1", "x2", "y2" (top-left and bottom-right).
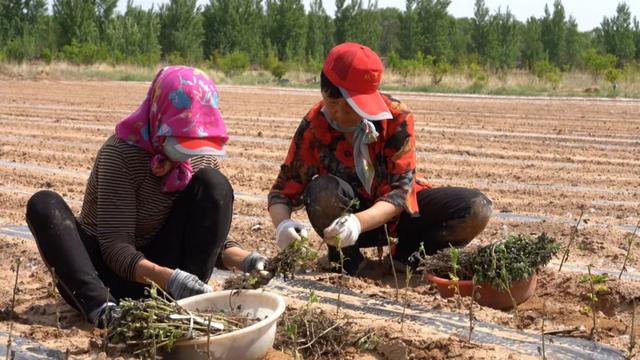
[{"x1": 0, "y1": 0, "x2": 638, "y2": 81}]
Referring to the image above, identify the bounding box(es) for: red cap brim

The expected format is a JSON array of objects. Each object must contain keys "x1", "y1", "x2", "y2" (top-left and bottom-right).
[
  {"x1": 174, "y1": 136, "x2": 227, "y2": 157},
  {"x1": 339, "y1": 87, "x2": 392, "y2": 120}
]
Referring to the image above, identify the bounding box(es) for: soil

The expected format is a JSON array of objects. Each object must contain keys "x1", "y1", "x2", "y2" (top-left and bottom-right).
[{"x1": 0, "y1": 80, "x2": 639, "y2": 358}]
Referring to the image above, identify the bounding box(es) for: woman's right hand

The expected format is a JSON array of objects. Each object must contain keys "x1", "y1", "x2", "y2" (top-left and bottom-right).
[
  {"x1": 276, "y1": 219, "x2": 308, "y2": 250},
  {"x1": 167, "y1": 269, "x2": 213, "y2": 299}
]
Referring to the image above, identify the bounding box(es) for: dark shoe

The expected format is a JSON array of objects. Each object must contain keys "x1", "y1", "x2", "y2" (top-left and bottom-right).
[{"x1": 92, "y1": 303, "x2": 121, "y2": 329}]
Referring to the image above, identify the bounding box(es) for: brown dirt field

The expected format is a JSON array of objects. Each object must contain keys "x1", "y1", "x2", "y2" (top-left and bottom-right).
[{"x1": 0, "y1": 80, "x2": 639, "y2": 359}]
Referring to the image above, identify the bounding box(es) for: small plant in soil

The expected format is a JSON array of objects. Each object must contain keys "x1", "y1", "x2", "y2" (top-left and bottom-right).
[
  {"x1": 619, "y1": 218, "x2": 639, "y2": 280},
  {"x1": 579, "y1": 266, "x2": 609, "y2": 341},
  {"x1": 627, "y1": 298, "x2": 636, "y2": 360},
  {"x1": 108, "y1": 282, "x2": 258, "y2": 357},
  {"x1": 6, "y1": 257, "x2": 20, "y2": 360},
  {"x1": 558, "y1": 208, "x2": 586, "y2": 272},
  {"x1": 275, "y1": 291, "x2": 353, "y2": 359},
  {"x1": 448, "y1": 245, "x2": 463, "y2": 309},
  {"x1": 400, "y1": 266, "x2": 413, "y2": 331},
  {"x1": 383, "y1": 224, "x2": 400, "y2": 302},
  {"x1": 332, "y1": 236, "x2": 346, "y2": 316},
  {"x1": 468, "y1": 277, "x2": 479, "y2": 342}
]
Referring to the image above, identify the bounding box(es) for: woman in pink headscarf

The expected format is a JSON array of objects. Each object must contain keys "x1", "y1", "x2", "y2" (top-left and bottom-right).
[{"x1": 26, "y1": 66, "x2": 266, "y2": 328}]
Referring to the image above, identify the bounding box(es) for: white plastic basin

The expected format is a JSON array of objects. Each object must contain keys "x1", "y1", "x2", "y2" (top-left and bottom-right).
[{"x1": 165, "y1": 290, "x2": 286, "y2": 360}]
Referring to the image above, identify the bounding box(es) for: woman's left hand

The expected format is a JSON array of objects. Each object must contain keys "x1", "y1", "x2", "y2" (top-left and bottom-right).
[
  {"x1": 323, "y1": 214, "x2": 361, "y2": 248},
  {"x1": 241, "y1": 252, "x2": 271, "y2": 279}
]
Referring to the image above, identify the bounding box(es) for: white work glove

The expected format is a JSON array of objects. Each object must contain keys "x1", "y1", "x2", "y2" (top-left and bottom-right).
[
  {"x1": 167, "y1": 269, "x2": 213, "y2": 300},
  {"x1": 276, "y1": 219, "x2": 309, "y2": 250},
  {"x1": 323, "y1": 214, "x2": 361, "y2": 248}
]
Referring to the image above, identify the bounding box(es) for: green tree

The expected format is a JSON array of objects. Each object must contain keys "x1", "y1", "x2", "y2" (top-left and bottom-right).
[
  {"x1": 562, "y1": 16, "x2": 581, "y2": 69},
  {"x1": 105, "y1": 0, "x2": 161, "y2": 65},
  {"x1": 584, "y1": 48, "x2": 617, "y2": 82},
  {"x1": 471, "y1": 0, "x2": 490, "y2": 62},
  {"x1": 266, "y1": 0, "x2": 306, "y2": 60},
  {"x1": 415, "y1": 0, "x2": 453, "y2": 63},
  {"x1": 52, "y1": 0, "x2": 99, "y2": 47},
  {"x1": 486, "y1": 7, "x2": 519, "y2": 71},
  {"x1": 96, "y1": 0, "x2": 117, "y2": 41},
  {"x1": 377, "y1": 8, "x2": 401, "y2": 56},
  {"x1": 202, "y1": 0, "x2": 264, "y2": 61},
  {"x1": 158, "y1": 0, "x2": 204, "y2": 62},
  {"x1": 399, "y1": 0, "x2": 420, "y2": 59},
  {"x1": 599, "y1": 2, "x2": 636, "y2": 65},
  {"x1": 334, "y1": 0, "x2": 380, "y2": 50},
  {"x1": 540, "y1": 0, "x2": 566, "y2": 66},
  {"x1": 305, "y1": 0, "x2": 333, "y2": 61},
  {"x1": 521, "y1": 17, "x2": 544, "y2": 70}
]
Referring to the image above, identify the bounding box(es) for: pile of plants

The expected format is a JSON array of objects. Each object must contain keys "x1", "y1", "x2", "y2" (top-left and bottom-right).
[
  {"x1": 108, "y1": 284, "x2": 257, "y2": 357},
  {"x1": 224, "y1": 235, "x2": 318, "y2": 290},
  {"x1": 417, "y1": 233, "x2": 560, "y2": 289}
]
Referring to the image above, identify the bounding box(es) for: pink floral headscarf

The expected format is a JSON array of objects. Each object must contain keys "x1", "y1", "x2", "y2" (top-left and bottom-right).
[{"x1": 115, "y1": 66, "x2": 228, "y2": 192}]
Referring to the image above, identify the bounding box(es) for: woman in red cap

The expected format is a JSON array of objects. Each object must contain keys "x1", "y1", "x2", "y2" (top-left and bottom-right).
[
  {"x1": 26, "y1": 66, "x2": 267, "y2": 327},
  {"x1": 268, "y1": 43, "x2": 492, "y2": 275}
]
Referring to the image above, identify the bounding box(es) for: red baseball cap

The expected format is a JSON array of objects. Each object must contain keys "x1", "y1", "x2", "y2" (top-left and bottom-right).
[
  {"x1": 323, "y1": 42, "x2": 392, "y2": 120},
  {"x1": 169, "y1": 136, "x2": 227, "y2": 157}
]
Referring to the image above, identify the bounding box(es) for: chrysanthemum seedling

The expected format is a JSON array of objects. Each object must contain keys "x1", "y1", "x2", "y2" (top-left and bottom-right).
[
  {"x1": 619, "y1": 218, "x2": 639, "y2": 280},
  {"x1": 579, "y1": 265, "x2": 609, "y2": 341},
  {"x1": 6, "y1": 257, "x2": 20, "y2": 360},
  {"x1": 384, "y1": 224, "x2": 400, "y2": 302},
  {"x1": 558, "y1": 208, "x2": 586, "y2": 272},
  {"x1": 400, "y1": 266, "x2": 413, "y2": 331},
  {"x1": 448, "y1": 245, "x2": 463, "y2": 309}
]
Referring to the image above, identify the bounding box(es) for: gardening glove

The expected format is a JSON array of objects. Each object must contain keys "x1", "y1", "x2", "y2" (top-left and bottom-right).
[
  {"x1": 276, "y1": 219, "x2": 308, "y2": 250},
  {"x1": 240, "y1": 251, "x2": 273, "y2": 286},
  {"x1": 167, "y1": 269, "x2": 213, "y2": 300},
  {"x1": 89, "y1": 302, "x2": 121, "y2": 329},
  {"x1": 323, "y1": 214, "x2": 361, "y2": 248}
]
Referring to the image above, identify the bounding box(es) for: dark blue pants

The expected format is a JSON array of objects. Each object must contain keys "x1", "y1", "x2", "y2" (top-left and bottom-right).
[{"x1": 303, "y1": 175, "x2": 492, "y2": 274}]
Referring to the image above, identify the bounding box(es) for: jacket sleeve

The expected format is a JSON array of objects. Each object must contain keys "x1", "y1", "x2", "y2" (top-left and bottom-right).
[
  {"x1": 376, "y1": 110, "x2": 420, "y2": 215},
  {"x1": 268, "y1": 118, "x2": 315, "y2": 210},
  {"x1": 95, "y1": 144, "x2": 145, "y2": 281}
]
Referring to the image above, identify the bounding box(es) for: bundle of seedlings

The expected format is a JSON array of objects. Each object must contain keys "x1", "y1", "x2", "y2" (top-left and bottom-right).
[
  {"x1": 224, "y1": 235, "x2": 319, "y2": 290},
  {"x1": 419, "y1": 233, "x2": 560, "y2": 288},
  {"x1": 108, "y1": 283, "x2": 257, "y2": 357},
  {"x1": 275, "y1": 295, "x2": 355, "y2": 359}
]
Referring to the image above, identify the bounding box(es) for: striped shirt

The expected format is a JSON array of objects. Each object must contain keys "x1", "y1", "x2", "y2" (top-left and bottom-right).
[{"x1": 78, "y1": 135, "x2": 230, "y2": 281}]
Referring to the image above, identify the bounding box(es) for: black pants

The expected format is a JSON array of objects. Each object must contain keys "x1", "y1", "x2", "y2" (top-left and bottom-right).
[
  {"x1": 304, "y1": 175, "x2": 492, "y2": 271},
  {"x1": 25, "y1": 168, "x2": 234, "y2": 323}
]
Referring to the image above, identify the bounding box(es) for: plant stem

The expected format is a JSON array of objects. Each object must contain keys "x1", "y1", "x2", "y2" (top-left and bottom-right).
[
  {"x1": 401, "y1": 267, "x2": 412, "y2": 331},
  {"x1": 50, "y1": 267, "x2": 61, "y2": 329},
  {"x1": 384, "y1": 224, "x2": 400, "y2": 302},
  {"x1": 207, "y1": 314, "x2": 212, "y2": 360},
  {"x1": 587, "y1": 264, "x2": 598, "y2": 341},
  {"x1": 6, "y1": 257, "x2": 20, "y2": 360},
  {"x1": 541, "y1": 300, "x2": 546, "y2": 360},
  {"x1": 628, "y1": 298, "x2": 636, "y2": 360},
  {"x1": 336, "y1": 237, "x2": 344, "y2": 317},
  {"x1": 558, "y1": 209, "x2": 585, "y2": 272},
  {"x1": 619, "y1": 218, "x2": 639, "y2": 280},
  {"x1": 468, "y1": 278, "x2": 477, "y2": 343},
  {"x1": 103, "y1": 287, "x2": 110, "y2": 354}
]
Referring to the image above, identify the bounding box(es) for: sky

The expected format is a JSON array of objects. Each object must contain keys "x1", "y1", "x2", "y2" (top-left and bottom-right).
[{"x1": 115, "y1": 0, "x2": 639, "y2": 32}]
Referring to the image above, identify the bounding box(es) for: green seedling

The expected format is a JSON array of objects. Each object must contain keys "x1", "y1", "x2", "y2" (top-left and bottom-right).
[
  {"x1": 6, "y1": 257, "x2": 20, "y2": 360},
  {"x1": 619, "y1": 218, "x2": 639, "y2": 280},
  {"x1": 384, "y1": 224, "x2": 401, "y2": 302},
  {"x1": 628, "y1": 299, "x2": 636, "y2": 360},
  {"x1": 558, "y1": 208, "x2": 586, "y2": 272},
  {"x1": 357, "y1": 331, "x2": 380, "y2": 351},
  {"x1": 448, "y1": 245, "x2": 463, "y2": 309},
  {"x1": 468, "y1": 277, "x2": 479, "y2": 343},
  {"x1": 579, "y1": 266, "x2": 609, "y2": 341},
  {"x1": 334, "y1": 236, "x2": 346, "y2": 316}
]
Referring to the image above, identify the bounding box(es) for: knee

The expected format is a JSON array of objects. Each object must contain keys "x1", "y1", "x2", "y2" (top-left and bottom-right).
[
  {"x1": 191, "y1": 168, "x2": 234, "y2": 207},
  {"x1": 468, "y1": 190, "x2": 492, "y2": 226},
  {"x1": 26, "y1": 190, "x2": 66, "y2": 225}
]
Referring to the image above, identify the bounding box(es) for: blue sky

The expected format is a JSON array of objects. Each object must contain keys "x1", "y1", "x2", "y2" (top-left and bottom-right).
[{"x1": 113, "y1": 0, "x2": 638, "y2": 32}]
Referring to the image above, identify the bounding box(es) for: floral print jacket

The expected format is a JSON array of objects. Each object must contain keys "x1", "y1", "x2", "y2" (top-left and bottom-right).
[{"x1": 268, "y1": 94, "x2": 430, "y2": 221}]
